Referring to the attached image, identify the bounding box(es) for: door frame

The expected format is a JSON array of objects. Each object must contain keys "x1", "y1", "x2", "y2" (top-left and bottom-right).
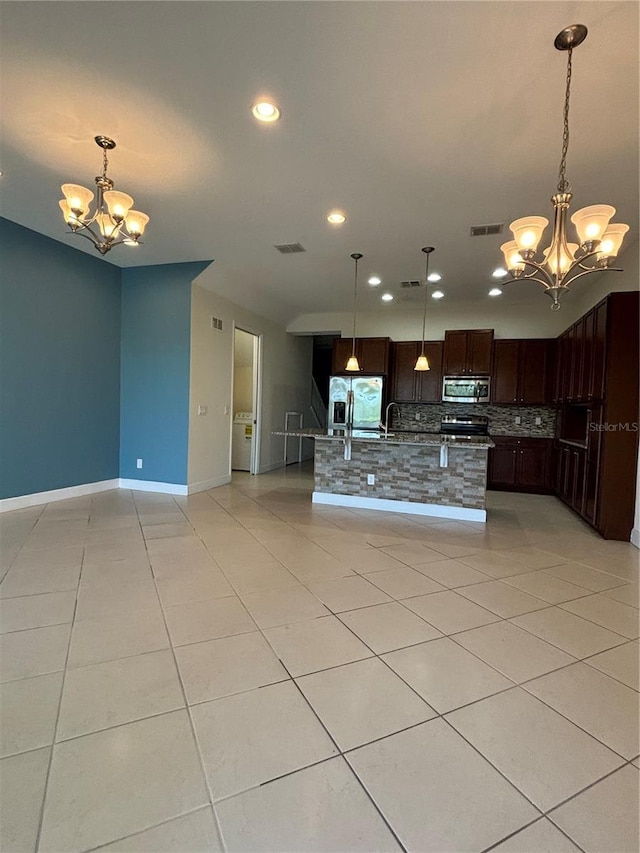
[{"x1": 232, "y1": 323, "x2": 263, "y2": 475}]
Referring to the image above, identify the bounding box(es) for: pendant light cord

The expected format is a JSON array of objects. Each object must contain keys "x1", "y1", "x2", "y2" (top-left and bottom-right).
[
  {"x1": 557, "y1": 47, "x2": 573, "y2": 193},
  {"x1": 420, "y1": 249, "x2": 432, "y2": 356},
  {"x1": 351, "y1": 255, "x2": 358, "y2": 356}
]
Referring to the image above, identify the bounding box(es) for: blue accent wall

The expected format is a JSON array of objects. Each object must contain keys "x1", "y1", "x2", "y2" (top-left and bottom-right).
[
  {"x1": 119, "y1": 262, "x2": 211, "y2": 485},
  {"x1": 0, "y1": 218, "x2": 122, "y2": 499}
]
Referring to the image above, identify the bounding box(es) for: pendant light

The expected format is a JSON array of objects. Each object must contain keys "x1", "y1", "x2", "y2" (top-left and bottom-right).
[
  {"x1": 345, "y1": 252, "x2": 363, "y2": 371},
  {"x1": 415, "y1": 247, "x2": 435, "y2": 371}
]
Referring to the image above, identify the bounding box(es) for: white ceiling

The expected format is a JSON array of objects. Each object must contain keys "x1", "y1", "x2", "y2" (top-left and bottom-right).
[{"x1": 1, "y1": 1, "x2": 638, "y2": 324}]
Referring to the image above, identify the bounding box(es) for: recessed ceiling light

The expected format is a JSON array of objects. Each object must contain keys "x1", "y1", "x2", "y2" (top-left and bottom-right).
[
  {"x1": 252, "y1": 100, "x2": 280, "y2": 122},
  {"x1": 327, "y1": 211, "x2": 346, "y2": 225},
  {"x1": 368, "y1": 276, "x2": 381, "y2": 286},
  {"x1": 381, "y1": 293, "x2": 394, "y2": 302},
  {"x1": 427, "y1": 273, "x2": 441, "y2": 282},
  {"x1": 431, "y1": 290, "x2": 445, "y2": 299},
  {"x1": 492, "y1": 267, "x2": 508, "y2": 278},
  {"x1": 489, "y1": 287, "x2": 503, "y2": 297}
]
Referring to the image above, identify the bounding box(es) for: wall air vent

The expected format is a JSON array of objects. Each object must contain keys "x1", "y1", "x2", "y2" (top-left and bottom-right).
[
  {"x1": 470, "y1": 223, "x2": 504, "y2": 237},
  {"x1": 210, "y1": 316, "x2": 223, "y2": 331},
  {"x1": 400, "y1": 280, "x2": 422, "y2": 288},
  {"x1": 274, "y1": 243, "x2": 306, "y2": 254}
]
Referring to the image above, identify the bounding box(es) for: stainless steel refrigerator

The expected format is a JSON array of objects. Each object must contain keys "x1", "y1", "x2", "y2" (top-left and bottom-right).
[{"x1": 328, "y1": 375, "x2": 384, "y2": 430}]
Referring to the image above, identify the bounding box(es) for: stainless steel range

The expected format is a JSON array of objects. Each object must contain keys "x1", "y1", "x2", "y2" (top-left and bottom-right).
[{"x1": 440, "y1": 415, "x2": 489, "y2": 437}]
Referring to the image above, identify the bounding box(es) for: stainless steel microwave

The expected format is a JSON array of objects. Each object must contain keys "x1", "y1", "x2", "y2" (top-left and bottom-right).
[{"x1": 442, "y1": 376, "x2": 490, "y2": 403}]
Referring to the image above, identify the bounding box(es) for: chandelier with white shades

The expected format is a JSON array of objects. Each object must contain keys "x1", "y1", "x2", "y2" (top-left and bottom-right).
[
  {"x1": 59, "y1": 136, "x2": 149, "y2": 255},
  {"x1": 499, "y1": 25, "x2": 629, "y2": 310}
]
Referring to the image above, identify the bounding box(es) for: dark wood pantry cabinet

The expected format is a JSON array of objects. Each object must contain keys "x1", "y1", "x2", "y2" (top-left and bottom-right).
[{"x1": 390, "y1": 341, "x2": 443, "y2": 402}]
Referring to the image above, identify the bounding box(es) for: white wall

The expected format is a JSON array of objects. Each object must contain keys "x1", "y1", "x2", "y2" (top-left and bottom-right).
[
  {"x1": 288, "y1": 239, "x2": 640, "y2": 341},
  {"x1": 188, "y1": 283, "x2": 314, "y2": 490}
]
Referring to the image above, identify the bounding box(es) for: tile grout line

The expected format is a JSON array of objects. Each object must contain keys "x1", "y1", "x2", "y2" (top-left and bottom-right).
[
  {"x1": 33, "y1": 508, "x2": 89, "y2": 852},
  {"x1": 136, "y1": 492, "x2": 229, "y2": 853}
]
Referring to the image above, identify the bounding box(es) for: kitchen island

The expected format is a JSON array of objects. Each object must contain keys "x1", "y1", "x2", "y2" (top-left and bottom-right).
[{"x1": 273, "y1": 429, "x2": 494, "y2": 522}]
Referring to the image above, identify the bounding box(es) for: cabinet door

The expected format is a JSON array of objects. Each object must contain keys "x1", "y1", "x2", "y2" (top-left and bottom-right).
[
  {"x1": 417, "y1": 342, "x2": 443, "y2": 402},
  {"x1": 583, "y1": 420, "x2": 602, "y2": 524},
  {"x1": 572, "y1": 449, "x2": 586, "y2": 514},
  {"x1": 573, "y1": 318, "x2": 586, "y2": 401},
  {"x1": 520, "y1": 340, "x2": 551, "y2": 404},
  {"x1": 488, "y1": 445, "x2": 518, "y2": 487},
  {"x1": 443, "y1": 331, "x2": 467, "y2": 375},
  {"x1": 359, "y1": 338, "x2": 390, "y2": 374},
  {"x1": 468, "y1": 330, "x2": 494, "y2": 374},
  {"x1": 332, "y1": 338, "x2": 355, "y2": 374},
  {"x1": 390, "y1": 342, "x2": 418, "y2": 401},
  {"x1": 582, "y1": 309, "x2": 595, "y2": 402},
  {"x1": 558, "y1": 446, "x2": 573, "y2": 500},
  {"x1": 517, "y1": 443, "x2": 551, "y2": 490},
  {"x1": 492, "y1": 341, "x2": 520, "y2": 403},
  {"x1": 590, "y1": 300, "x2": 607, "y2": 401}
]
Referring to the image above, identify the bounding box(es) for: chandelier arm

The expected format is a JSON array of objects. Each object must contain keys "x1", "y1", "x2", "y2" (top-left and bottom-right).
[
  {"x1": 518, "y1": 260, "x2": 555, "y2": 287},
  {"x1": 563, "y1": 267, "x2": 623, "y2": 288},
  {"x1": 500, "y1": 275, "x2": 556, "y2": 291}
]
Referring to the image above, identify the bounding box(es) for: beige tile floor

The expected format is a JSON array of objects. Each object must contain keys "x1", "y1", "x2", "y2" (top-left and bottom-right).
[{"x1": 1, "y1": 464, "x2": 639, "y2": 852}]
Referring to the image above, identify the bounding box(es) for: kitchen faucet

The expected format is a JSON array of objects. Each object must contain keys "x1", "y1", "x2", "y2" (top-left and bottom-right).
[{"x1": 381, "y1": 401, "x2": 400, "y2": 437}]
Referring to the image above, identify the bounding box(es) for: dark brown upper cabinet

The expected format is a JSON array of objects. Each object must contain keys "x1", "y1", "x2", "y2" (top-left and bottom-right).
[
  {"x1": 390, "y1": 341, "x2": 443, "y2": 403},
  {"x1": 443, "y1": 330, "x2": 493, "y2": 375},
  {"x1": 331, "y1": 337, "x2": 391, "y2": 375},
  {"x1": 492, "y1": 339, "x2": 554, "y2": 405}
]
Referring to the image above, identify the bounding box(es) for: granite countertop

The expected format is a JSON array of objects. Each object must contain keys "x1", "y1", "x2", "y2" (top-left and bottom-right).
[{"x1": 273, "y1": 428, "x2": 494, "y2": 450}]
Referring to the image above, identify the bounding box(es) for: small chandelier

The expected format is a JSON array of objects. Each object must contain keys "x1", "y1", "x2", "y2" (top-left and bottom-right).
[
  {"x1": 500, "y1": 25, "x2": 629, "y2": 310},
  {"x1": 59, "y1": 136, "x2": 149, "y2": 255},
  {"x1": 415, "y1": 246, "x2": 434, "y2": 371},
  {"x1": 345, "y1": 252, "x2": 363, "y2": 371}
]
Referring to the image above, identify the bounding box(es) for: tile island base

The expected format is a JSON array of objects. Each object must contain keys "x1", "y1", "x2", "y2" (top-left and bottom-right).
[{"x1": 273, "y1": 430, "x2": 493, "y2": 523}]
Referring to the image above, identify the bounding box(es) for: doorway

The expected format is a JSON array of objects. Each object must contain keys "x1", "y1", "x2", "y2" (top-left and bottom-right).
[{"x1": 232, "y1": 327, "x2": 261, "y2": 474}]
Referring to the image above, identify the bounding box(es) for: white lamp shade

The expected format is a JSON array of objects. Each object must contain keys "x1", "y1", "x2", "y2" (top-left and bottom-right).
[
  {"x1": 96, "y1": 212, "x2": 118, "y2": 238},
  {"x1": 61, "y1": 183, "x2": 94, "y2": 215},
  {"x1": 125, "y1": 210, "x2": 149, "y2": 237},
  {"x1": 509, "y1": 216, "x2": 548, "y2": 252},
  {"x1": 414, "y1": 354, "x2": 431, "y2": 371},
  {"x1": 543, "y1": 243, "x2": 579, "y2": 274},
  {"x1": 58, "y1": 199, "x2": 81, "y2": 225},
  {"x1": 500, "y1": 240, "x2": 525, "y2": 272},
  {"x1": 571, "y1": 204, "x2": 615, "y2": 244},
  {"x1": 103, "y1": 190, "x2": 134, "y2": 220},
  {"x1": 597, "y1": 223, "x2": 629, "y2": 259},
  {"x1": 345, "y1": 355, "x2": 361, "y2": 372}
]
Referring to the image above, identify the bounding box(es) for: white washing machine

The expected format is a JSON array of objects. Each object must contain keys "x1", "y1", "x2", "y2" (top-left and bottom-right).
[{"x1": 232, "y1": 412, "x2": 253, "y2": 471}]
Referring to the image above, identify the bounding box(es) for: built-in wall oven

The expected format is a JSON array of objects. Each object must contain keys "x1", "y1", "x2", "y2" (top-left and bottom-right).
[{"x1": 442, "y1": 376, "x2": 490, "y2": 403}]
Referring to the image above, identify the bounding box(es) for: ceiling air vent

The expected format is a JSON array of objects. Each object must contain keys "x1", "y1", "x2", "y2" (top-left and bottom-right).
[
  {"x1": 274, "y1": 243, "x2": 306, "y2": 254},
  {"x1": 400, "y1": 280, "x2": 422, "y2": 288},
  {"x1": 470, "y1": 223, "x2": 504, "y2": 237}
]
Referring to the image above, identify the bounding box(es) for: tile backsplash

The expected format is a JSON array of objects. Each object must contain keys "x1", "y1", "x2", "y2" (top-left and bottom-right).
[{"x1": 392, "y1": 402, "x2": 556, "y2": 438}]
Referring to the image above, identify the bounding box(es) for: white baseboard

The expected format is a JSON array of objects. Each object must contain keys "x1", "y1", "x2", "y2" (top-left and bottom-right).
[
  {"x1": 0, "y1": 479, "x2": 120, "y2": 513},
  {"x1": 118, "y1": 479, "x2": 189, "y2": 496},
  {"x1": 312, "y1": 491, "x2": 487, "y2": 522},
  {"x1": 631, "y1": 527, "x2": 640, "y2": 549},
  {"x1": 187, "y1": 475, "x2": 232, "y2": 494}
]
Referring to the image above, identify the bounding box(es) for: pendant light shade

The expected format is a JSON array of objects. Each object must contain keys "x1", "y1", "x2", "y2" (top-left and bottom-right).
[
  {"x1": 415, "y1": 247, "x2": 435, "y2": 372},
  {"x1": 345, "y1": 253, "x2": 363, "y2": 372}
]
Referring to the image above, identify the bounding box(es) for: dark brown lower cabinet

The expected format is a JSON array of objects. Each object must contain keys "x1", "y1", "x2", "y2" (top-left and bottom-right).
[
  {"x1": 556, "y1": 441, "x2": 587, "y2": 517},
  {"x1": 488, "y1": 437, "x2": 553, "y2": 493}
]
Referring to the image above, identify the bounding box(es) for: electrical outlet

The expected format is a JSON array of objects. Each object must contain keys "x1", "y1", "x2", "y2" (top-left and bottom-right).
[
  {"x1": 136, "y1": 458, "x2": 143, "y2": 469},
  {"x1": 198, "y1": 405, "x2": 208, "y2": 416},
  {"x1": 224, "y1": 405, "x2": 229, "y2": 415},
  {"x1": 515, "y1": 416, "x2": 521, "y2": 425},
  {"x1": 415, "y1": 413, "x2": 421, "y2": 421},
  {"x1": 535, "y1": 416, "x2": 542, "y2": 425},
  {"x1": 367, "y1": 473, "x2": 375, "y2": 485}
]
